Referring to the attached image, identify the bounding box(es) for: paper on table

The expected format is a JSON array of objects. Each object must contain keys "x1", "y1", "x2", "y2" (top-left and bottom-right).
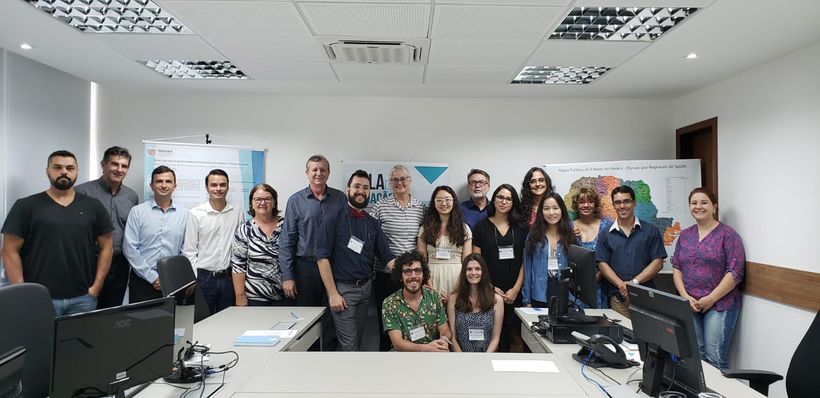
[
  {"x1": 519, "y1": 307, "x2": 549, "y2": 315},
  {"x1": 242, "y1": 329, "x2": 298, "y2": 338},
  {"x1": 491, "y1": 360, "x2": 560, "y2": 373}
]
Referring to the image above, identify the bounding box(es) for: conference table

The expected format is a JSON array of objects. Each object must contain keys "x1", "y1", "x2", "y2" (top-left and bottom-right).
[
  {"x1": 137, "y1": 306, "x2": 763, "y2": 398},
  {"x1": 515, "y1": 308, "x2": 765, "y2": 398}
]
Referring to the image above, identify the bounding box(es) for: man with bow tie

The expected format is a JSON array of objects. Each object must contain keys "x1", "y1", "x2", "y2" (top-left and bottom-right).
[{"x1": 316, "y1": 169, "x2": 395, "y2": 351}]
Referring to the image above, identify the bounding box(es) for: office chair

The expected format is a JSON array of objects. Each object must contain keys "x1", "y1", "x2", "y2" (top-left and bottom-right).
[
  {"x1": 157, "y1": 255, "x2": 211, "y2": 322},
  {"x1": 0, "y1": 283, "x2": 56, "y2": 398},
  {"x1": 722, "y1": 310, "x2": 819, "y2": 397}
]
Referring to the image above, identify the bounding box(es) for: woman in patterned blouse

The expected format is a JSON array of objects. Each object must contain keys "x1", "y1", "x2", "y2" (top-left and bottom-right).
[
  {"x1": 231, "y1": 183, "x2": 292, "y2": 306},
  {"x1": 447, "y1": 253, "x2": 504, "y2": 352},
  {"x1": 672, "y1": 188, "x2": 746, "y2": 370}
]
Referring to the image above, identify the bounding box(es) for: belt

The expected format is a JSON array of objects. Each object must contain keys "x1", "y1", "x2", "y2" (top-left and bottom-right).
[
  {"x1": 337, "y1": 278, "x2": 370, "y2": 286},
  {"x1": 203, "y1": 269, "x2": 231, "y2": 278}
]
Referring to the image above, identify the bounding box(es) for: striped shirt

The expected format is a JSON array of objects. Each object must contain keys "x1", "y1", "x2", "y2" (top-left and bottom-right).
[
  {"x1": 368, "y1": 195, "x2": 425, "y2": 272},
  {"x1": 231, "y1": 217, "x2": 285, "y2": 302}
]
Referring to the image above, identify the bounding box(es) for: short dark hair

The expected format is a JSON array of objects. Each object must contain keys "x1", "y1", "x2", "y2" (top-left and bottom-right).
[
  {"x1": 306, "y1": 154, "x2": 330, "y2": 171},
  {"x1": 610, "y1": 185, "x2": 635, "y2": 201},
  {"x1": 347, "y1": 169, "x2": 371, "y2": 187},
  {"x1": 47, "y1": 150, "x2": 77, "y2": 165},
  {"x1": 391, "y1": 250, "x2": 429, "y2": 286},
  {"x1": 205, "y1": 169, "x2": 229, "y2": 186},
  {"x1": 102, "y1": 146, "x2": 132, "y2": 164},
  {"x1": 248, "y1": 183, "x2": 280, "y2": 217},
  {"x1": 151, "y1": 165, "x2": 176, "y2": 182},
  {"x1": 467, "y1": 169, "x2": 490, "y2": 182}
]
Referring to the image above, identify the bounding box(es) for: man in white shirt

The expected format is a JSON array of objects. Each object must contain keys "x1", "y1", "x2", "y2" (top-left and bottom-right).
[{"x1": 183, "y1": 169, "x2": 244, "y2": 314}]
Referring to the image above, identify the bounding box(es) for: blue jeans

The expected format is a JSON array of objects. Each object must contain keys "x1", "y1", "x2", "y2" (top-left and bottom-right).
[
  {"x1": 693, "y1": 307, "x2": 739, "y2": 370},
  {"x1": 52, "y1": 294, "x2": 97, "y2": 316}
]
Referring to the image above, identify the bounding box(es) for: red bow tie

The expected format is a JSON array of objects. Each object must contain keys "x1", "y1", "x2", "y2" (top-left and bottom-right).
[{"x1": 349, "y1": 208, "x2": 365, "y2": 220}]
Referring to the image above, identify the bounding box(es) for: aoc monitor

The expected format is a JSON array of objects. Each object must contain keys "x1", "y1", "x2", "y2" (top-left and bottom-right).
[
  {"x1": 51, "y1": 297, "x2": 175, "y2": 398},
  {"x1": 627, "y1": 283, "x2": 709, "y2": 398},
  {"x1": 167, "y1": 280, "x2": 196, "y2": 358}
]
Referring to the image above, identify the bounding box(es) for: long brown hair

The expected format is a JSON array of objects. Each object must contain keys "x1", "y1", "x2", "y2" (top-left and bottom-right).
[
  {"x1": 527, "y1": 193, "x2": 577, "y2": 257},
  {"x1": 454, "y1": 253, "x2": 496, "y2": 313},
  {"x1": 422, "y1": 185, "x2": 467, "y2": 246}
]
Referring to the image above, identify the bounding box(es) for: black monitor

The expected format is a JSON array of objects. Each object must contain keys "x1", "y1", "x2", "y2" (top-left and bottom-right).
[
  {"x1": 51, "y1": 297, "x2": 175, "y2": 398},
  {"x1": 168, "y1": 281, "x2": 197, "y2": 358},
  {"x1": 566, "y1": 244, "x2": 598, "y2": 309},
  {"x1": 0, "y1": 347, "x2": 25, "y2": 398},
  {"x1": 628, "y1": 283, "x2": 709, "y2": 398}
]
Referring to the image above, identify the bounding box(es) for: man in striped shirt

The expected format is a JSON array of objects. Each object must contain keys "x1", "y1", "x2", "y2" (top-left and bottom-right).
[{"x1": 368, "y1": 165, "x2": 425, "y2": 351}]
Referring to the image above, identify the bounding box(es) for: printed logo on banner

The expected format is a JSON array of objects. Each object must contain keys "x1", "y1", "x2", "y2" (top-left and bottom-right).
[
  {"x1": 147, "y1": 149, "x2": 156, "y2": 156},
  {"x1": 414, "y1": 166, "x2": 448, "y2": 184}
]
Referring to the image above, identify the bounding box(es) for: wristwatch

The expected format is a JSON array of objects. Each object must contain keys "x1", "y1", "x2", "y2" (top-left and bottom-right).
[{"x1": 631, "y1": 278, "x2": 640, "y2": 285}]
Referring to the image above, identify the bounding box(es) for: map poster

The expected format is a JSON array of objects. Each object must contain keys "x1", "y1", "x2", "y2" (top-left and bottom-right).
[
  {"x1": 545, "y1": 159, "x2": 701, "y2": 270},
  {"x1": 341, "y1": 160, "x2": 450, "y2": 210},
  {"x1": 143, "y1": 141, "x2": 265, "y2": 215}
]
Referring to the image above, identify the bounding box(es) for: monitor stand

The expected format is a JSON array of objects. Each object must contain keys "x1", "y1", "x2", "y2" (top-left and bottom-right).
[{"x1": 552, "y1": 279, "x2": 597, "y2": 324}]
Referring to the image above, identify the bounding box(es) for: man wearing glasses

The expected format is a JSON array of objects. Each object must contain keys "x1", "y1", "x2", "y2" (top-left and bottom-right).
[
  {"x1": 316, "y1": 170, "x2": 395, "y2": 351},
  {"x1": 382, "y1": 250, "x2": 452, "y2": 351},
  {"x1": 460, "y1": 169, "x2": 491, "y2": 229},
  {"x1": 369, "y1": 165, "x2": 425, "y2": 351},
  {"x1": 595, "y1": 185, "x2": 666, "y2": 318}
]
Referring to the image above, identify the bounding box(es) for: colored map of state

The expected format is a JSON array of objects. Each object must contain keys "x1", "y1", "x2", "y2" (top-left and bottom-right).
[{"x1": 564, "y1": 176, "x2": 681, "y2": 245}]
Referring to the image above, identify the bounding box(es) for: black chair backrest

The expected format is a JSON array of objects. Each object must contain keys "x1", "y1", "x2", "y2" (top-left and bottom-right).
[
  {"x1": 156, "y1": 255, "x2": 211, "y2": 322},
  {"x1": 786, "y1": 310, "x2": 820, "y2": 398},
  {"x1": 0, "y1": 283, "x2": 55, "y2": 398}
]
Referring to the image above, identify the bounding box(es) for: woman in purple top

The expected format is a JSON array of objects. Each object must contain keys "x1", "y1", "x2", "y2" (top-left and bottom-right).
[{"x1": 672, "y1": 188, "x2": 745, "y2": 370}]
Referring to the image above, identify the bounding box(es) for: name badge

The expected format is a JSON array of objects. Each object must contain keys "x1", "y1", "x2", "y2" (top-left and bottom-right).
[
  {"x1": 498, "y1": 246, "x2": 514, "y2": 260},
  {"x1": 409, "y1": 325, "x2": 426, "y2": 342},
  {"x1": 468, "y1": 328, "x2": 485, "y2": 341},
  {"x1": 435, "y1": 247, "x2": 451, "y2": 260},
  {"x1": 548, "y1": 257, "x2": 559, "y2": 272},
  {"x1": 347, "y1": 236, "x2": 364, "y2": 254}
]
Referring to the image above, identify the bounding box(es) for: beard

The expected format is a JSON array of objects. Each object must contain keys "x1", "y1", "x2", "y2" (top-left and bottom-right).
[
  {"x1": 51, "y1": 176, "x2": 75, "y2": 190},
  {"x1": 470, "y1": 190, "x2": 485, "y2": 200},
  {"x1": 348, "y1": 192, "x2": 369, "y2": 209}
]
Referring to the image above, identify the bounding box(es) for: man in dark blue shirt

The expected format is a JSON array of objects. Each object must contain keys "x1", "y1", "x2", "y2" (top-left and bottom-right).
[
  {"x1": 595, "y1": 185, "x2": 666, "y2": 318},
  {"x1": 316, "y1": 170, "x2": 395, "y2": 351},
  {"x1": 459, "y1": 169, "x2": 491, "y2": 230}
]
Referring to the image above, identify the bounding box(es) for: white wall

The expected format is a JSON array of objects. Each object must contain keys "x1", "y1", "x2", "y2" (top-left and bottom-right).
[
  {"x1": 97, "y1": 92, "x2": 673, "y2": 203},
  {"x1": 673, "y1": 40, "x2": 820, "y2": 398},
  {"x1": 0, "y1": 49, "x2": 90, "y2": 282}
]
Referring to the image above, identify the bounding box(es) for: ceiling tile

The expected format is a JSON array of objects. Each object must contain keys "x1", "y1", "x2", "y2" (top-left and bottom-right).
[
  {"x1": 332, "y1": 63, "x2": 425, "y2": 83},
  {"x1": 425, "y1": 65, "x2": 516, "y2": 84},
  {"x1": 429, "y1": 39, "x2": 539, "y2": 66},
  {"x1": 239, "y1": 62, "x2": 337, "y2": 81},
  {"x1": 205, "y1": 35, "x2": 327, "y2": 64},
  {"x1": 93, "y1": 35, "x2": 224, "y2": 60},
  {"x1": 299, "y1": 3, "x2": 430, "y2": 37},
  {"x1": 162, "y1": 1, "x2": 310, "y2": 36},
  {"x1": 437, "y1": 0, "x2": 570, "y2": 5},
  {"x1": 527, "y1": 40, "x2": 649, "y2": 67},
  {"x1": 432, "y1": 5, "x2": 564, "y2": 40}
]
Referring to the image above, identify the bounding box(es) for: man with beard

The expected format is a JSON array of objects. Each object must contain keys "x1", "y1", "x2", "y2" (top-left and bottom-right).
[
  {"x1": 316, "y1": 169, "x2": 395, "y2": 351},
  {"x1": 1, "y1": 150, "x2": 113, "y2": 316},
  {"x1": 75, "y1": 146, "x2": 139, "y2": 308},
  {"x1": 460, "y1": 169, "x2": 491, "y2": 230},
  {"x1": 382, "y1": 250, "x2": 451, "y2": 351}
]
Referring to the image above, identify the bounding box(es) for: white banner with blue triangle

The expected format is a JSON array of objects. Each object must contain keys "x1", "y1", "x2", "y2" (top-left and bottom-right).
[{"x1": 341, "y1": 160, "x2": 450, "y2": 210}]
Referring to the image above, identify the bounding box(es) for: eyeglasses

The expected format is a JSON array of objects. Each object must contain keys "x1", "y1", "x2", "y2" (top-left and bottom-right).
[
  {"x1": 434, "y1": 198, "x2": 453, "y2": 204},
  {"x1": 402, "y1": 267, "x2": 423, "y2": 276},
  {"x1": 252, "y1": 197, "x2": 273, "y2": 203},
  {"x1": 390, "y1": 176, "x2": 411, "y2": 185},
  {"x1": 468, "y1": 180, "x2": 488, "y2": 187},
  {"x1": 495, "y1": 195, "x2": 513, "y2": 203},
  {"x1": 613, "y1": 199, "x2": 634, "y2": 207},
  {"x1": 350, "y1": 184, "x2": 370, "y2": 191},
  {"x1": 529, "y1": 177, "x2": 546, "y2": 185}
]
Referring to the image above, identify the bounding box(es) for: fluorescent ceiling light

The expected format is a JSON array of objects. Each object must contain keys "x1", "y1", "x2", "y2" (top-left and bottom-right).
[
  {"x1": 511, "y1": 66, "x2": 611, "y2": 85},
  {"x1": 19, "y1": 43, "x2": 33, "y2": 50},
  {"x1": 24, "y1": 0, "x2": 192, "y2": 34},
  {"x1": 550, "y1": 7, "x2": 698, "y2": 41},
  {"x1": 142, "y1": 60, "x2": 248, "y2": 80},
  {"x1": 685, "y1": 52, "x2": 698, "y2": 59}
]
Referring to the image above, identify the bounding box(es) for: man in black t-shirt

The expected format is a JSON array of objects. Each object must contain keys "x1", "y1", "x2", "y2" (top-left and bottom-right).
[{"x1": 1, "y1": 150, "x2": 113, "y2": 316}]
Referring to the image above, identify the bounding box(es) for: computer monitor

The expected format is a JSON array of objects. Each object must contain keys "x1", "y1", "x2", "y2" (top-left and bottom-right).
[
  {"x1": 51, "y1": 297, "x2": 175, "y2": 398},
  {"x1": 628, "y1": 283, "x2": 708, "y2": 398},
  {"x1": 0, "y1": 347, "x2": 25, "y2": 398},
  {"x1": 168, "y1": 280, "x2": 196, "y2": 359},
  {"x1": 566, "y1": 244, "x2": 598, "y2": 309}
]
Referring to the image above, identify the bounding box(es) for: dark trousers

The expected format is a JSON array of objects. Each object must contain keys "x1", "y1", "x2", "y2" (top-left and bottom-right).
[
  {"x1": 295, "y1": 257, "x2": 337, "y2": 351},
  {"x1": 197, "y1": 271, "x2": 234, "y2": 314},
  {"x1": 97, "y1": 253, "x2": 130, "y2": 308},
  {"x1": 374, "y1": 272, "x2": 399, "y2": 351},
  {"x1": 128, "y1": 270, "x2": 161, "y2": 303}
]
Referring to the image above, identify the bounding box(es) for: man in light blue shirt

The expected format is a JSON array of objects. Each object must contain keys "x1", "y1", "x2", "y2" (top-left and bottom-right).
[{"x1": 124, "y1": 166, "x2": 188, "y2": 303}]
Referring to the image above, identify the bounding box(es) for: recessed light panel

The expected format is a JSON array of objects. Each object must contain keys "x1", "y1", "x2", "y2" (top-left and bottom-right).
[
  {"x1": 142, "y1": 61, "x2": 248, "y2": 80},
  {"x1": 511, "y1": 66, "x2": 611, "y2": 85},
  {"x1": 550, "y1": 7, "x2": 698, "y2": 41},
  {"x1": 25, "y1": 0, "x2": 192, "y2": 34}
]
